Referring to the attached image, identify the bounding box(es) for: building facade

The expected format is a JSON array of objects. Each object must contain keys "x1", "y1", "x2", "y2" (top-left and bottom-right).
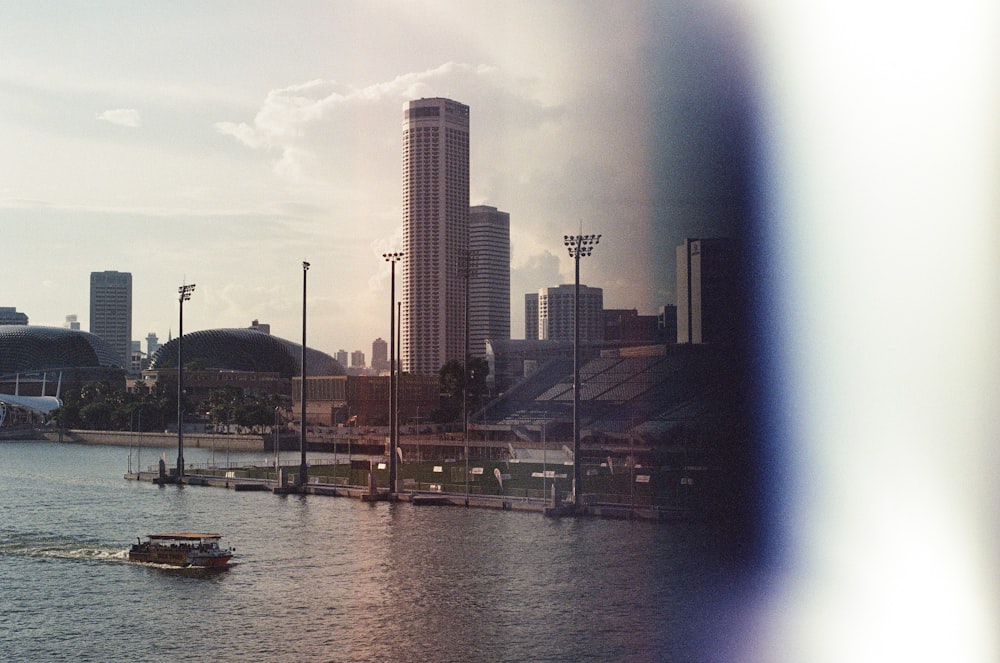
[
  {"x1": 145, "y1": 332, "x2": 160, "y2": 360},
  {"x1": 371, "y1": 337, "x2": 388, "y2": 373},
  {"x1": 350, "y1": 350, "x2": 366, "y2": 369},
  {"x1": 468, "y1": 205, "x2": 510, "y2": 358},
  {"x1": 89, "y1": 271, "x2": 132, "y2": 369},
  {"x1": 676, "y1": 238, "x2": 739, "y2": 344},
  {"x1": 0, "y1": 307, "x2": 28, "y2": 325},
  {"x1": 602, "y1": 309, "x2": 664, "y2": 344},
  {"x1": 524, "y1": 293, "x2": 539, "y2": 340},
  {"x1": 401, "y1": 97, "x2": 470, "y2": 376},
  {"x1": 537, "y1": 284, "x2": 603, "y2": 342},
  {"x1": 292, "y1": 374, "x2": 439, "y2": 427}
]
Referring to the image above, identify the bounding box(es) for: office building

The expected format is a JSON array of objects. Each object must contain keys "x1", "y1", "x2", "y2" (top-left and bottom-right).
[
  {"x1": 603, "y1": 309, "x2": 662, "y2": 343},
  {"x1": 468, "y1": 205, "x2": 510, "y2": 357},
  {"x1": 371, "y1": 337, "x2": 388, "y2": 373},
  {"x1": 0, "y1": 307, "x2": 28, "y2": 325},
  {"x1": 659, "y1": 305, "x2": 677, "y2": 342},
  {"x1": 145, "y1": 333, "x2": 160, "y2": 360},
  {"x1": 537, "y1": 284, "x2": 603, "y2": 342},
  {"x1": 89, "y1": 271, "x2": 132, "y2": 369},
  {"x1": 676, "y1": 238, "x2": 739, "y2": 344},
  {"x1": 336, "y1": 350, "x2": 348, "y2": 369},
  {"x1": 524, "y1": 293, "x2": 539, "y2": 340},
  {"x1": 351, "y1": 350, "x2": 366, "y2": 369},
  {"x1": 401, "y1": 97, "x2": 470, "y2": 376}
]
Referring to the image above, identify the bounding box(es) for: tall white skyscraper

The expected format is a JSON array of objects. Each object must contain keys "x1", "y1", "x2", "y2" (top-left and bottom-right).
[
  {"x1": 89, "y1": 270, "x2": 132, "y2": 368},
  {"x1": 401, "y1": 98, "x2": 470, "y2": 376},
  {"x1": 468, "y1": 205, "x2": 510, "y2": 358}
]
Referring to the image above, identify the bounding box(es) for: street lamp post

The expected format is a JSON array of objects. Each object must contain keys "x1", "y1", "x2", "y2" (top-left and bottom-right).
[
  {"x1": 299, "y1": 261, "x2": 310, "y2": 489},
  {"x1": 383, "y1": 252, "x2": 404, "y2": 494},
  {"x1": 176, "y1": 283, "x2": 195, "y2": 479},
  {"x1": 564, "y1": 232, "x2": 601, "y2": 507}
]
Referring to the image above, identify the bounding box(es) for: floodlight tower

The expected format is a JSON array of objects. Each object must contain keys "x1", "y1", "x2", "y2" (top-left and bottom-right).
[
  {"x1": 299, "y1": 261, "x2": 310, "y2": 489},
  {"x1": 383, "y1": 251, "x2": 404, "y2": 494},
  {"x1": 563, "y1": 232, "x2": 601, "y2": 507},
  {"x1": 176, "y1": 283, "x2": 195, "y2": 478}
]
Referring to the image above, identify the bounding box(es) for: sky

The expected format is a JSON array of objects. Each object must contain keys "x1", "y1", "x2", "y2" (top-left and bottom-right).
[
  {"x1": 1, "y1": 0, "x2": 751, "y2": 358},
  {"x1": 4, "y1": 1, "x2": 1000, "y2": 659}
]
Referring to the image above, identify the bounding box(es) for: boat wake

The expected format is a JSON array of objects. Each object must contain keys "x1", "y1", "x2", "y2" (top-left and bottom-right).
[{"x1": 0, "y1": 535, "x2": 130, "y2": 564}]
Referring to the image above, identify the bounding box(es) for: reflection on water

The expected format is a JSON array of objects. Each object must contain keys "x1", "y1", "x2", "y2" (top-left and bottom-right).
[{"x1": 0, "y1": 442, "x2": 751, "y2": 661}]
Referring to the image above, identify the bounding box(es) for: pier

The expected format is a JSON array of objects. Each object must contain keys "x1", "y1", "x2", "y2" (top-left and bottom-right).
[
  {"x1": 42, "y1": 428, "x2": 708, "y2": 521},
  {"x1": 124, "y1": 464, "x2": 689, "y2": 521}
]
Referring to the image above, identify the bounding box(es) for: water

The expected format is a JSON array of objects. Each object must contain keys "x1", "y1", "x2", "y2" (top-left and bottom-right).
[{"x1": 0, "y1": 441, "x2": 752, "y2": 662}]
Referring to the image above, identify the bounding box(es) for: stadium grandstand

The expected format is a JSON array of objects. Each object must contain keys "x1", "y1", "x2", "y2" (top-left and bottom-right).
[{"x1": 471, "y1": 343, "x2": 748, "y2": 461}]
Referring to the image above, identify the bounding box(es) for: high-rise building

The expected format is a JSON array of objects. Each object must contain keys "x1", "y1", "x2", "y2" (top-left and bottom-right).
[
  {"x1": 659, "y1": 305, "x2": 677, "y2": 342},
  {"x1": 0, "y1": 307, "x2": 28, "y2": 325},
  {"x1": 468, "y1": 205, "x2": 510, "y2": 358},
  {"x1": 351, "y1": 350, "x2": 366, "y2": 369},
  {"x1": 401, "y1": 97, "x2": 470, "y2": 376},
  {"x1": 89, "y1": 271, "x2": 131, "y2": 368},
  {"x1": 676, "y1": 238, "x2": 739, "y2": 344},
  {"x1": 371, "y1": 337, "x2": 388, "y2": 373},
  {"x1": 146, "y1": 332, "x2": 160, "y2": 359},
  {"x1": 524, "y1": 293, "x2": 539, "y2": 340},
  {"x1": 537, "y1": 284, "x2": 603, "y2": 342},
  {"x1": 336, "y1": 349, "x2": 348, "y2": 369}
]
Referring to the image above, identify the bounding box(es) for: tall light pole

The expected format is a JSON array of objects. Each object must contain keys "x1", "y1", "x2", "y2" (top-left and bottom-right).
[
  {"x1": 383, "y1": 251, "x2": 403, "y2": 494},
  {"x1": 396, "y1": 299, "x2": 401, "y2": 465},
  {"x1": 564, "y1": 232, "x2": 600, "y2": 506},
  {"x1": 176, "y1": 283, "x2": 195, "y2": 479},
  {"x1": 458, "y1": 249, "x2": 478, "y2": 505},
  {"x1": 299, "y1": 261, "x2": 310, "y2": 489}
]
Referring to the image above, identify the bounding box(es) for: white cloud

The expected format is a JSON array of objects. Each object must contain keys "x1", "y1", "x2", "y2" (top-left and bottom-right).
[{"x1": 96, "y1": 108, "x2": 141, "y2": 128}]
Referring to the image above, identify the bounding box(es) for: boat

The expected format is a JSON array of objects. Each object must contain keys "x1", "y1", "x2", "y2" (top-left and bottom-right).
[{"x1": 129, "y1": 532, "x2": 234, "y2": 567}]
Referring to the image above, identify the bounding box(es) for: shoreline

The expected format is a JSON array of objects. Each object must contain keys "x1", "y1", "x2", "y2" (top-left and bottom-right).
[{"x1": 39, "y1": 429, "x2": 266, "y2": 452}]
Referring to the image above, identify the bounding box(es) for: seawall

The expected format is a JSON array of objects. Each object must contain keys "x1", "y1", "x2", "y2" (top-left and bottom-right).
[{"x1": 41, "y1": 429, "x2": 266, "y2": 452}]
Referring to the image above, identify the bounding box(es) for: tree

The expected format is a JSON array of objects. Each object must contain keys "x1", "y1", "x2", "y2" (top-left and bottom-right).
[{"x1": 432, "y1": 356, "x2": 491, "y2": 423}]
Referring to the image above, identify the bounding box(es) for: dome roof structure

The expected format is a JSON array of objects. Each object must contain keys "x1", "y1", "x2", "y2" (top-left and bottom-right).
[
  {"x1": 0, "y1": 325, "x2": 123, "y2": 373},
  {"x1": 150, "y1": 328, "x2": 343, "y2": 378}
]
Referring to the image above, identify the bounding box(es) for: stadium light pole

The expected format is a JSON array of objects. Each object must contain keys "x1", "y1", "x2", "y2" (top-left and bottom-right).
[
  {"x1": 458, "y1": 250, "x2": 478, "y2": 506},
  {"x1": 299, "y1": 261, "x2": 310, "y2": 489},
  {"x1": 383, "y1": 251, "x2": 404, "y2": 495},
  {"x1": 564, "y1": 232, "x2": 600, "y2": 507},
  {"x1": 176, "y1": 283, "x2": 195, "y2": 479}
]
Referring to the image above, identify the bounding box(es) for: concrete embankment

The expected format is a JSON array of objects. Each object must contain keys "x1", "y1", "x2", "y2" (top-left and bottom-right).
[{"x1": 41, "y1": 429, "x2": 266, "y2": 452}]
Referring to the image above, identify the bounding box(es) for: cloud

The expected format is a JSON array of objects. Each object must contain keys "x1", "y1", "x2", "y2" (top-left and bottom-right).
[
  {"x1": 213, "y1": 63, "x2": 556, "y2": 187},
  {"x1": 96, "y1": 108, "x2": 142, "y2": 128}
]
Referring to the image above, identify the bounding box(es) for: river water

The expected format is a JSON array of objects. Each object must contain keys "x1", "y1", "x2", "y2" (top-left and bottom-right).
[{"x1": 0, "y1": 441, "x2": 754, "y2": 662}]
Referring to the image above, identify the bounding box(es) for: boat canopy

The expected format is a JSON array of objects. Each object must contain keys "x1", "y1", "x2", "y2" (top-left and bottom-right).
[{"x1": 146, "y1": 533, "x2": 223, "y2": 541}]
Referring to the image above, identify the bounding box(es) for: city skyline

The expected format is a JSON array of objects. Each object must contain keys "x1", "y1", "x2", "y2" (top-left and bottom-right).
[{"x1": 1, "y1": 2, "x2": 743, "y2": 359}]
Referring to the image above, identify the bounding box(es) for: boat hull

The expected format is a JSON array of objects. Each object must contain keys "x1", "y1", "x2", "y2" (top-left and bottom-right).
[{"x1": 128, "y1": 547, "x2": 233, "y2": 567}]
